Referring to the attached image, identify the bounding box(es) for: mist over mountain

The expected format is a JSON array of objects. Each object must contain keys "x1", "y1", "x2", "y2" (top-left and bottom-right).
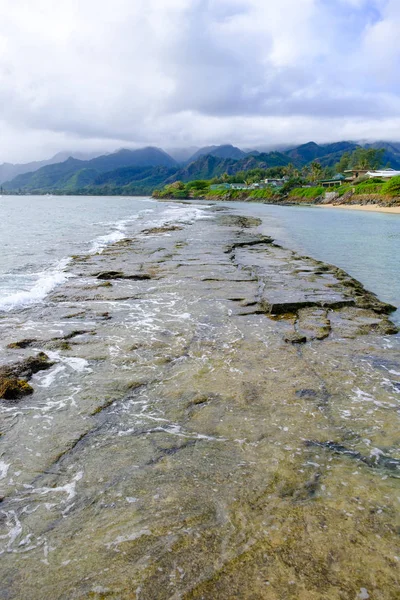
[
  {"x1": 3, "y1": 140, "x2": 400, "y2": 195},
  {"x1": 3, "y1": 147, "x2": 177, "y2": 192},
  {"x1": 188, "y1": 145, "x2": 247, "y2": 162},
  {"x1": 166, "y1": 147, "x2": 200, "y2": 163},
  {"x1": 0, "y1": 150, "x2": 103, "y2": 185}
]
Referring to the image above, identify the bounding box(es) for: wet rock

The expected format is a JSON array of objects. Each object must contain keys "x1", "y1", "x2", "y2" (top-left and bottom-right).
[
  {"x1": 295, "y1": 389, "x2": 318, "y2": 399},
  {"x1": 262, "y1": 298, "x2": 355, "y2": 316},
  {"x1": 95, "y1": 271, "x2": 152, "y2": 281},
  {"x1": 284, "y1": 332, "x2": 307, "y2": 344},
  {"x1": 63, "y1": 330, "x2": 93, "y2": 340},
  {"x1": 142, "y1": 225, "x2": 183, "y2": 235},
  {"x1": 7, "y1": 353, "x2": 54, "y2": 378},
  {"x1": 7, "y1": 338, "x2": 37, "y2": 349},
  {"x1": 0, "y1": 377, "x2": 33, "y2": 400},
  {"x1": 97, "y1": 312, "x2": 112, "y2": 320},
  {"x1": 217, "y1": 215, "x2": 262, "y2": 228},
  {"x1": 224, "y1": 235, "x2": 274, "y2": 254},
  {"x1": 62, "y1": 311, "x2": 86, "y2": 319},
  {"x1": 0, "y1": 352, "x2": 54, "y2": 400},
  {"x1": 305, "y1": 440, "x2": 400, "y2": 474}
]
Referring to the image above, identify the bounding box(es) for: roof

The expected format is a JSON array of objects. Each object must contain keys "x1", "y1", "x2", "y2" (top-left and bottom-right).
[{"x1": 367, "y1": 170, "x2": 400, "y2": 178}]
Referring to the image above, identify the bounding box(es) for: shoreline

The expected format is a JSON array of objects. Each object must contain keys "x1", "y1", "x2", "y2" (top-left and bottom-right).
[
  {"x1": 155, "y1": 193, "x2": 400, "y2": 213},
  {"x1": 318, "y1": 203, "x2": 400, "y2": 214}
]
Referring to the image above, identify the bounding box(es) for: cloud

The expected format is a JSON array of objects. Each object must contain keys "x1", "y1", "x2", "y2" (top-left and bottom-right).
[{"x1": 0, "y1": 0, "x2": 399, "y2": 161}]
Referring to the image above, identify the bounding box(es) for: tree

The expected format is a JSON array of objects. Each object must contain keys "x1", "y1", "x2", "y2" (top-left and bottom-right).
[
  {"x1": 301, "y1": 164, "x2": 311, "y2": 180},
  {"x1": 310, "y1": 161, "x2": 323, "y2": 182},
  {"x1": 335, "y1": 152, "x2": 351, "y2": 173},
  {"x1": 282, "y1": 163, "x2": 296, "y2": 178},
  {"x1": 349, "y1": 148, "x2": 384, "y2": 170}
]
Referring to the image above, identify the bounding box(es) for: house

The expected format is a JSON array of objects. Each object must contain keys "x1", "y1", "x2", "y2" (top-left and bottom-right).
[
  {"x1": 229, "y1": 183, "x2": 252, "y2": 190},
  {"x1": 210, "y1": 183, "x2": 231, "y2": 190},
  {"x1": 319, "y1": 174, "x2": 346, "y2": 188},
  {"x1": 366, "y1": 169, "x2": 400, "y2": 179},
  {"x1": 264, "y1": 178, "x2": 287, "y2": 187},
  {"x1": 344, "y1": 168, "x2": 370, "y2": 181}
]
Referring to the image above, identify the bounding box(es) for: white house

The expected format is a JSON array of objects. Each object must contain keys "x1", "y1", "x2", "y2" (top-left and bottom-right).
[{"x1": 366, "y1": 168, "x2": 400, "y2": 179}]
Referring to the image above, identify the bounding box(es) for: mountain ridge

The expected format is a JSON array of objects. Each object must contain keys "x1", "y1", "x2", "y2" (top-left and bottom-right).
[{"x1": 3, "y1": 140, "x2": 400, "y2": 194}]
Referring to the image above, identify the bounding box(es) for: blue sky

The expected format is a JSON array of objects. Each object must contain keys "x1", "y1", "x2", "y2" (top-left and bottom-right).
[{"x1": 0, "y1": 0, "x2": 399, "y2": 161}]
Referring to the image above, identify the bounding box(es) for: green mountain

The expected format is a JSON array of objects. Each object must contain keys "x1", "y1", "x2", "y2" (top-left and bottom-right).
[
  {"x1": 363, "y1": 142, "x2": 400, "y2": 169},
  {"x1": 88, "y1": 166, "x2": 178, "y2": 194},
  {"x1": 3, "y1": 140, "x2": 399, "y2": 195},
  {"x1": 3, "y1": 147, "x2": 177, "y2": 192},
  {"x1": 0, "y1": 151, "x2": 101, "y2": 185},
  {"x1": 168, "y1": 152, "x2": 293, "y2": 183},
  {"x1": 285, "y1": 141, "x2": 358, "y2": 165},
  {"x1": 188, "y1": 144, "x2": 246, "y2": 162}
]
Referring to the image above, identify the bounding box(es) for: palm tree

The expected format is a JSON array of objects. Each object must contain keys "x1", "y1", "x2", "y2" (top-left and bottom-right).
[{"x1": 310, "y1": 161, "x2": 323, "y2": 182}]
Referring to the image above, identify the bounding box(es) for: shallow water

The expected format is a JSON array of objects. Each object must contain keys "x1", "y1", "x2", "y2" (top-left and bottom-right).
[
  {"x1": 226, "y1": 202, "x2": 400, "y2": 321},
  {"x1": 0, "y1": 200, "x2": 399, "y2": 599},
  {"x1": 0, "y1": 195, "x2": 156, "y2": 310}
]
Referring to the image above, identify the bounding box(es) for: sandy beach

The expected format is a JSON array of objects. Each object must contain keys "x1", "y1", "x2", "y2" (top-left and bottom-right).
[{"x1": 320, "y1": 203, "x2": 400, "y2": 214}]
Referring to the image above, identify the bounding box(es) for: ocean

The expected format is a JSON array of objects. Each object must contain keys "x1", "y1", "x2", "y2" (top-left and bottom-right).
[
  {"x1": 0, "y1": 195, "x2": 156, "y2": 311},
  {"x1": 226, "y1": 201, "x2": 400, "y2": 322},
  {"x1": 1, "y1": 197, "x2": 399, "y2": 318}
]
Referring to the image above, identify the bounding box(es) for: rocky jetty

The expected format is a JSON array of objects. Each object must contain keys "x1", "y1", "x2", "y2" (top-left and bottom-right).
[{"x1": 0, "y1": 204, "x2": 399, "y2": 599}]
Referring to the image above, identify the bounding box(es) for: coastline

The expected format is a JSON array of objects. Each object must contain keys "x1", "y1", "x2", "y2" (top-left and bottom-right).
[
  {"x1": 1, "y1": 203, "x2": 399, "y2": 599},
  {"x1": 319, "y1": 203, "x2": 400, "y2": 214}
]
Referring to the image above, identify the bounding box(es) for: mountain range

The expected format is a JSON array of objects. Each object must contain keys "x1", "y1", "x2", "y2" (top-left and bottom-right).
[
  {"x1": 3, "y1": 141, "x2": 400, "y2": 195},
  {"x1": 0, "y1": 150, "x2": 104, "y2": 185}
]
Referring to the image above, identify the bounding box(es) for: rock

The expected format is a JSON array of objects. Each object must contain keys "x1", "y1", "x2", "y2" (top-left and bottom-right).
[
  {"x1": 0, "y1": 353, "x2": 54, "y2": 401},
  {"x1": 16, "y1": 353, "x2": 55, "y2": 378},
  {"x1": 217, "y1": 215, "x2": 262, "y2": 228},
  {"x1": 284, "y1": 333, "x2": 307, "y2": 344},
  {"x1": 7, "y1": 338, "x2": 37, "y2": 349},
  {"x1": 95, "y1": 271, "x2": 152, "y2": 281},
  {"x1": 0, "y1": 377, "x2": 33, "y2": 400},
  {"x1": 142, "y1": 225, "x2": 183, "y2": 235}
]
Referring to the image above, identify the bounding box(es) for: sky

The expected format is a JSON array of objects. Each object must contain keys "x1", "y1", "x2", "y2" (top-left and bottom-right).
[{"x1": 0, "y1": 0, "x2": 399, "y2": 162}]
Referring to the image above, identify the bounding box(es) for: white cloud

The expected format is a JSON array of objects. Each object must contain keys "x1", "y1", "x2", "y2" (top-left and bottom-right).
[{"x1": 0, "y1": 0, "x2": 399, "y2": 161}]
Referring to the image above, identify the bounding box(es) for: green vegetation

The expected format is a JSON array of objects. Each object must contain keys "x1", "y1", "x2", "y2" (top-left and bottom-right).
[
  {"x1": 382, "y1": 175, "x2": 400, "y2": 197},
  {"x1": 4, "y1": 141, "x2": 400, "y2": 203},
  {"x1": 288, "y1": 186, "x2": 325, "y2": 199}
]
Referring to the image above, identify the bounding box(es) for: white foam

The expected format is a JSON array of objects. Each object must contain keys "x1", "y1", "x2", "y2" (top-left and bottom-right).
[
  {"x1": 89, "y1": 215, "x2": 141, "y2": 254},
  {"x1": 0, "y1": 460, "x2": 10, "y2": 480},
  {"x1": 35, "y1": 365, "x2": 66, "y2": 388},
  {"x1": 0, "y1": 258, "x2": 72, "y2": 312},
  {"x1": 0, "y1": 510, "x2": 23, "y2": 554},
  {"x1": 142, "y1": 204, "x2": 214, "y2": 232},
  {"x1": 32, "y1": 470, "x2": 83, "y2": 502},
  {"x1": 45, "y1": 350, "x2": 91, "y2": 373}
]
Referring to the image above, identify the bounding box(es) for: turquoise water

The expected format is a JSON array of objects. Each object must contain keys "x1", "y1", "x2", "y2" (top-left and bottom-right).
[{"x1": 226, "y1": 202, "x2": 400, "y2": 322}]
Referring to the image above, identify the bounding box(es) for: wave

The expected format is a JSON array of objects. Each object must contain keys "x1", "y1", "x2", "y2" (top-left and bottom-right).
[
  {"x1": 142, "y1": 204, "x2": 213, "y2": 231},
  {"x1": 89, "y1": 209, "x2": 154, "y2": 254},
  {"x1": 89, "y1": 219, "x2": 131, "y2": 254},
  {"x1": 0, "y1": 258, "x2": 72, "y2": 312}
]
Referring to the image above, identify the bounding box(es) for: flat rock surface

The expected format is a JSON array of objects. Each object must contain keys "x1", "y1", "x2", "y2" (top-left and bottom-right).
[{"x1": 0, "y1": 203, "x2": 399, "y2": 599}]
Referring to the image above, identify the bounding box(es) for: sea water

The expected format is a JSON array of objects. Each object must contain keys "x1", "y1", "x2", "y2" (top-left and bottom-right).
[
  {"x1": 226, "y1": 202, "x2": 400, "y2": 322},
  {"x1": 0, "y1": 196, "x2": 399, "y2": 320},
  {"x1": 0, "y1": 195, "x2": 156, "y2": 311}
]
